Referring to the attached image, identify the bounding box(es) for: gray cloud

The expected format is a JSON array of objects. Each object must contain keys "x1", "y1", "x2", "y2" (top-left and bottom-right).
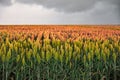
[
  {"x1": 0, "y1": 0, "x2": 120, "y2": 13},
  {"x1": 0, "y1": 0, "x2": 12, "y2": 6},
  {"x1": 83, "y1": 1, "x2": 120, "y2": 24},
  {"x1": 0, "y1": 0, "x2": 120, "y2": 24},
  {"x1": 15, "y1": 0, "x2": 99, "y2": 12},
  {"x1": 15, "y1": 0, "x2": 120, "y2": 13},
  {"x1": 102, "y1": 0, "x2": 120, "y2": 19}
]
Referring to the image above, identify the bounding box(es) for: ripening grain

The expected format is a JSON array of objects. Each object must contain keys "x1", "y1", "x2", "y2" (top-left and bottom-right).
[{"x1": 0, "y1": 25, "x2": 120, "y2": 80}]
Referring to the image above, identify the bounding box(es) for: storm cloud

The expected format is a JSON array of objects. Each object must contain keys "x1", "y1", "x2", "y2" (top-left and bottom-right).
[
  {"x1": 0, "y1": 0, "x2": 120, "y2": 24},
  {"x1": 15, "y1": 0, "x2": 99, "y2": 12},
  {"x1": 0, "y1": 0, "x2": 12, "y2": 6},
  {"x1": 0, "y1": 0, "x2": 119, "y2": 13}
]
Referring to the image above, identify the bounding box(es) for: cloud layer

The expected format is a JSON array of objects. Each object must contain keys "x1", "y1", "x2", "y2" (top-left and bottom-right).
[
  {"x1": 0, "y1": 0, "x2": 120, "y2": 13},
  {"x1": 0, "y1": 0, "x2": 120, "y2": 24},
  {"x1": 0, "y1": 0, "x2": 12, "y2": 6},
  {"x1": 15, "y1": 0, "x2": 99, "y2": 12}
]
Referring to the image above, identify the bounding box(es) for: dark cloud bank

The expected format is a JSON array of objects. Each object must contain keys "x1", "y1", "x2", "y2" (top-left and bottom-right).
[
  {"x1": 0, "y1": 0, "x2": 120, "y2": 24},
  {"x1": 0, "y1": 0, "x2": 12, "y2": 6},
  {"x1": 0, "y1": 0, "x2": 119, "y2": 12},
  {"x1": 15, "y1": 0, "x2": 98, "y2": 12}
]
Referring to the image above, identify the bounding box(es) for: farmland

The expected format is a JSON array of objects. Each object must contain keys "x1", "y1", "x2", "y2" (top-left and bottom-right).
[{"x1": 0, "y1": 25, "x2": 120, "y2": 80}]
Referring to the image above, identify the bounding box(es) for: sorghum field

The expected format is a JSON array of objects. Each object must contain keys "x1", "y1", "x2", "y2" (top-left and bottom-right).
[{"x1": 0, "y1": 25, "x2": 120, "y2": 80}]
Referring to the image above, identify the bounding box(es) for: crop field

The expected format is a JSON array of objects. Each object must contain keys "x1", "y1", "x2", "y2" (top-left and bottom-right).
[{"x1": 0, "y1": 25, "x2": 120, "y2": 80}]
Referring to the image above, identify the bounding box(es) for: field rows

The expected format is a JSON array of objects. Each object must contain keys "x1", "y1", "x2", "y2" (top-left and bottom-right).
[{"x1": 0, "y1": 25, "x2": 120, "y2": 80}]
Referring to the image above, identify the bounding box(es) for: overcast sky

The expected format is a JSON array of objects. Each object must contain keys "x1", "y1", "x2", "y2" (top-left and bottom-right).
[{"x1": 0, "y1": 0, "x2": 120, "y2": 24}]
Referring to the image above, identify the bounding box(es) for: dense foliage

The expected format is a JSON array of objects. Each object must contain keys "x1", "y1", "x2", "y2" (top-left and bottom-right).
[{"x1": 0, "y1": 26, "x2": 120, "y2": 80}]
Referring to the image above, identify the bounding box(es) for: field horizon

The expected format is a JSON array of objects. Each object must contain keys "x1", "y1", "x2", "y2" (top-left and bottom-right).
[
  {"x1": 0, "y1": 25, "x2": 120, "y2": 80},
  {"x1": 0, "y1": 25, "x2": 120, "y2": 41}
]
